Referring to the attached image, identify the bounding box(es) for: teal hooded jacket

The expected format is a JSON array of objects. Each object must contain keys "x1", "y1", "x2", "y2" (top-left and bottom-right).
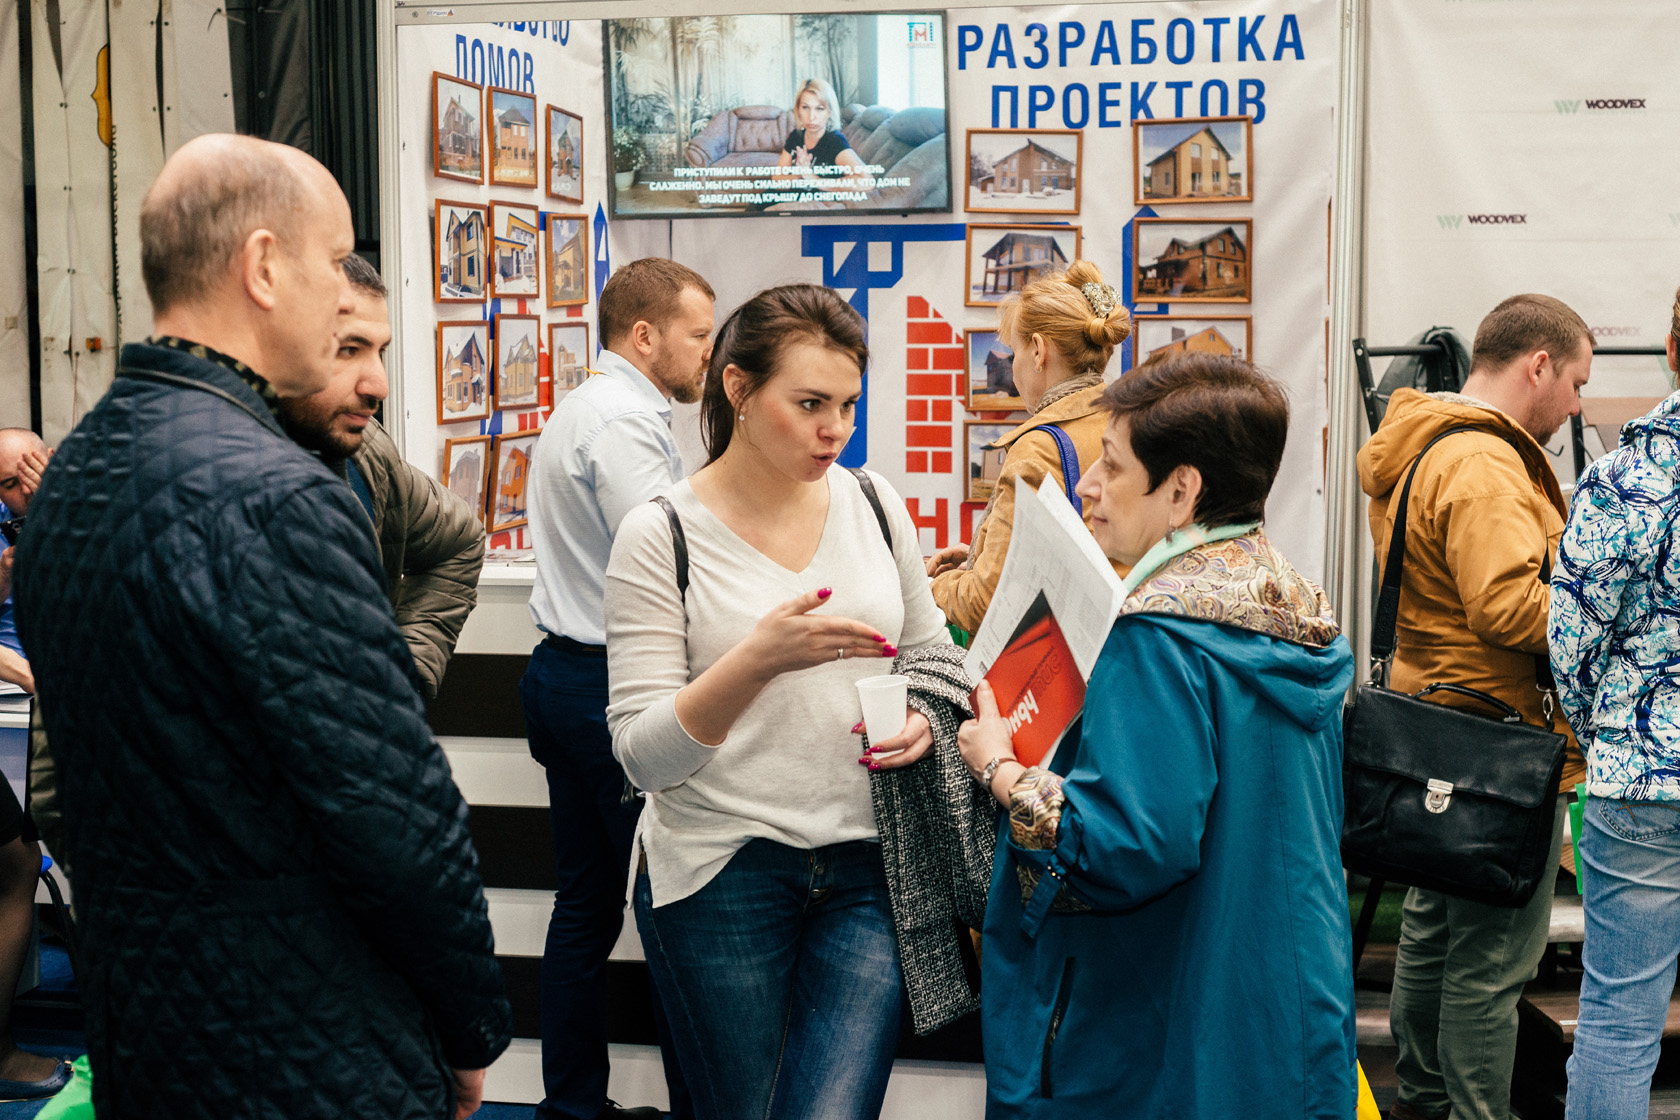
[{"x1": 980, "y1": 532, "x2": 1357, "y2": 1119}]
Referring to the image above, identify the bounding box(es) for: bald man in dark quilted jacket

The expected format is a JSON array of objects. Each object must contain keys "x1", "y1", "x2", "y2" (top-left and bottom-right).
[{"x1": 13, "y1": 136, "x2": 512, "y2": 1119}]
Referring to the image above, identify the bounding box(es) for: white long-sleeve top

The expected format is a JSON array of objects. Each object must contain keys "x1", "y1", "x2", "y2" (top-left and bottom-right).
[{"x1": 604, "y1": 467, "x2": 950, "y2": 907}]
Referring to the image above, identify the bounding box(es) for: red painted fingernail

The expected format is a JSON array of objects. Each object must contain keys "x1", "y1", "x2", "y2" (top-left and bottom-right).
[
  {"x1": 817, "y1": 587, "x2": 832, "y2": 598},
  {"x1": 851, "y1": 721, "x2": 863, "y2": 733},
  {"x1": 873, "y1": 634, "x2": 887, "y2": 642},
  {"x1": 856, "y1": 757, "x2": 871, "y2": 767},
  {"x1": 882, "y1": 645, "x2": 899, "y2": 657},
  {"x1": 868, "y1": 762, "x2": 882, "y2": 772}
]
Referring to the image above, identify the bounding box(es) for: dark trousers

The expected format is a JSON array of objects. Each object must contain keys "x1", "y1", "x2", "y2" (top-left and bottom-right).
[{"x1": 521, "y1": 639, "x2": 692, "y2": 1120}]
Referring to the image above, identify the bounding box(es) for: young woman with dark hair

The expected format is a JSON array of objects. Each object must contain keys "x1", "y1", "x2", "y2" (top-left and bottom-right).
[
  {"x1": 959, "y1": 352, "x2": 1360, "y2": 1118},
  {"x1": 603, "y1": 284, "x2": 955, "y2": 1120}
]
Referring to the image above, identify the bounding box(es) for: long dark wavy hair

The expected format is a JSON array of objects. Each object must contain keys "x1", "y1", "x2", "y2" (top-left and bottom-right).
[{"x1": 701, "y1": 283, "x2": 869, "y2": 464}]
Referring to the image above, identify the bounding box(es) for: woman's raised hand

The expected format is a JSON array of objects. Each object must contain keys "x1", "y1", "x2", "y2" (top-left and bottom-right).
[{"x1": 741, "y1": 587, "x2": 898, "y2": 679}]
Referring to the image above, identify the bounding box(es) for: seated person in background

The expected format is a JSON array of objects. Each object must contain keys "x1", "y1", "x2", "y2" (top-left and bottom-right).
[
  {"x1": 0, "y1": 432, "x2": 70, "y2": 1102},
  {"x1": 927, "y1": 261, "x2": 1131, "y2": 635},
  {"x1": 0, "y1": 429, "x2": 49, "y2": 694},
  {"x1": 959, "y1": 352, "x2": 1357, "y2": 1118},
  {"x1": 777, "y1": 78, "x2": 865, "y2": 175},
  {"x1": 275, "y1": 252, "x2": 486, "y2": 700}
]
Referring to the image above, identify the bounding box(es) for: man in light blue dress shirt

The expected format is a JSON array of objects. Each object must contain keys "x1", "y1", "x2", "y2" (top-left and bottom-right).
[{"x1": 522, "y1": 258, "x2": 715, "y2": 1120}]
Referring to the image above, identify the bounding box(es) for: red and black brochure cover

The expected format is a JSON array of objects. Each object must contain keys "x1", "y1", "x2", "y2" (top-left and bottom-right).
[{"x1": 975, "y1": 591, "x2": 1086, "y2": 769}]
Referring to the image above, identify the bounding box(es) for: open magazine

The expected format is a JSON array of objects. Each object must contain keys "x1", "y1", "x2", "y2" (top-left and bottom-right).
[
  {"x1": 980, "y1": 591, "x2": 1085, "y2": 768},
  {"x1": 963, "y1": 479, "x2": 1126, "y2": 770}
]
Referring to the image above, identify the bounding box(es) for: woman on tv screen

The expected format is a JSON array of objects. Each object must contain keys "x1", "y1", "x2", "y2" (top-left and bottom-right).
[{"x1": 777, "y1": 78, "x2": 864, "y2": 172}]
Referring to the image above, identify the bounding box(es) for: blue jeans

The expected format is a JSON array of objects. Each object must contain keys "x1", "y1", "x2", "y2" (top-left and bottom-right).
[
  {"x1": 1565, "y1": 796, "x2": 1680, "y2": 1119},
  {"x1": 634, "y1": 837, "x2": 903, "y2": 1120},
  {"x1": 521, "y1": 640, "x2": 691, "y2": 1120}
]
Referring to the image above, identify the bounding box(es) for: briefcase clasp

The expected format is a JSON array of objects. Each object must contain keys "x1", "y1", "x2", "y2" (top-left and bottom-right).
[{"x1": 1425, "y1": 779, "x2": 1454, "y2": 814}]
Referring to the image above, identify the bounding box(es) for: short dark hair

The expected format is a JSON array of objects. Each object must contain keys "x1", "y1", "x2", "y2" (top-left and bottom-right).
[
  {"x1": 1470, "y1": 293, "x2": 1594, "y2": 373},
  {"x1": 702, "y1": 284, "x2": 868, "y2": 463},
  {"x1": 1099, "y1": 352, "x2": 1289, "y2": 527},
  {"x1": 342, "y1": 253, "x2": 386, "y2": 299},
  {"x1": 598, "y1": 257, "x2": 715, "y2": 349}
]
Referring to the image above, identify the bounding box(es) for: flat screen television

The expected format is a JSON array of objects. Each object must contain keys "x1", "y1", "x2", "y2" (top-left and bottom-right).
[{"x1": 604, "y1": 13, "x2": 951, "y2": 219}]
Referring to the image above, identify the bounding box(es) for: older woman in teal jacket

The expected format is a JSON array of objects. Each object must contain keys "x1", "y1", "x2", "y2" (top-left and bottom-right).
[{"x1": 959, "y1": 353, "x2": 1358, "y2": 1118}]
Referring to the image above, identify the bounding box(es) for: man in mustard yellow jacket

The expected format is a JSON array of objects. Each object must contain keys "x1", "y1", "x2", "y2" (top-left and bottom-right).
[{"x1": 1358, "y1": 293, "x2": 1593, "y2": 1120}]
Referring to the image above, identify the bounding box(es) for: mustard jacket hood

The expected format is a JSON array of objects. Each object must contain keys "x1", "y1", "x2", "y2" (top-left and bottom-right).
[{"x1": 1358, "y1": 389, "x2": 1564, "y2": 517}]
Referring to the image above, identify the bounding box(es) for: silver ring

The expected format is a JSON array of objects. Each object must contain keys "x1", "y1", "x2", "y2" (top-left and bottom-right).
[{"x1": 835, "y1": 648, "x2": 845, "y2": 661}]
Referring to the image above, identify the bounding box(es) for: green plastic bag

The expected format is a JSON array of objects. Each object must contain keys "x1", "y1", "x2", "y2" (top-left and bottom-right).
[
  {"x1": 1569, "y1": 783, "x2": 1588, "y2": 896},
  {"x1": 33, "y1": 1055, "x2": 92, "y2": 1120}
]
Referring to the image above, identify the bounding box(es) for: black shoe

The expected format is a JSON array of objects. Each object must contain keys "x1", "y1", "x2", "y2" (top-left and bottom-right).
[{"x1": 595, "y1": 1103, "x2": 663, "y2": 1120}]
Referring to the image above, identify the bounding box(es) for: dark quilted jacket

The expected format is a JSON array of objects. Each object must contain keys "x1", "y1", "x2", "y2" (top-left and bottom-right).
[{"x1": 14, "y1": 343, "x2": 513, "y2": 1119}]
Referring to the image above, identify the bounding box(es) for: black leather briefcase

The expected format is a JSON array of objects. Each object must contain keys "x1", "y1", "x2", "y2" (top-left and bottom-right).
[{"x1": 1340, "y1": 427, "x2": 1567, "y2": 909}]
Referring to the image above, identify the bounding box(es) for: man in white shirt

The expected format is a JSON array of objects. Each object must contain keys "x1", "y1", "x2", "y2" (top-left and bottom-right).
[{"x1": 522, "y1": 257, "x2": 714, "y2": 1120}]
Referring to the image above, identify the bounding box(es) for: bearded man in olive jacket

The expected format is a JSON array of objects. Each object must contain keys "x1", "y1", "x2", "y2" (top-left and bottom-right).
[
  {"x1": 14, "y1": 135, "x2": 511, "y2": 1120},
  {"x1": 279, "y1": 252, "x2": 485, "y2": 700}
]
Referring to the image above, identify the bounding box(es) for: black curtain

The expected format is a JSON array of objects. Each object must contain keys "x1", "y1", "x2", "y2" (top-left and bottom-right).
[{"x1": 227, "y1": 0, "x2": 380, "y2": 264}]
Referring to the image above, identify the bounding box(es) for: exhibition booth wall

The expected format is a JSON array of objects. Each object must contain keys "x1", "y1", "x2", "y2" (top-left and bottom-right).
[{"x1": 6, "y1": 0, "x2": 1679, "y2": 1109}]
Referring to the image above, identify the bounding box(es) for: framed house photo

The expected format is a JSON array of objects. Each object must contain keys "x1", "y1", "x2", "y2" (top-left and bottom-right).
[
  {"x1": 965, "y1": 224, "x2": 1081, "y2": 308},
  {"x1": 965, "y1": 129, "x2": 1081, "y2": 215},
  {"x1": 966, "y1": 328, "x2": 1021, "y2": 411},
  {"x1": 433, "y1": 199, "x2": 487, "y2": 304},
  {"x1": 1133, "y1": 315, "x2": 1253, "y2": 366},
  {"x1": 435, "y1": 320, "x2": 491, "y2": 425},
  {"x1": 1133, "y1": 116, "x2": 1253, "y2": 205},
  {"x1": 441, "y1": 434, "x2": 492, "y2": 528},
  {"x1": 545, "y1": 215, "x2": 589, "y2": 308},
  {"x1": 548, "y1": 323, "x2": 591, "y2": 404},
  {"x1": 432, "y1": 73, "x2": 483, "y2": 184},
  {"x1": 547, "y1": 105, "x2": 584, "y2": 203},
  {"x1": 965, "y1": 420, "x2": 1016, "y2": 504},
  {"x1": 489, "y1": 431, "x2": 540, "y2": 533},
  {"x1": 490, "y1": 202, "x2": 541, "y2": 299},
  {"x1": 488, "y1": 86, "x2": 539, "y2": 187},
  {"x1": 493, "y1": 313, "x2": 541, "y2": 411},
  {"x1": 1132, "y1": 218, "x2": 1252, "y2": 304}
]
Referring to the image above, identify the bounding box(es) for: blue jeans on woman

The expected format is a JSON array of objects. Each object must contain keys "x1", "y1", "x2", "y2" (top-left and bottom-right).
[
  {"x1": 634, "y1": 837, "x2": 903, "y2": 1120},
  {"x1": 1566, "y1": 796, "x2": 1680, "y2": 1119}
]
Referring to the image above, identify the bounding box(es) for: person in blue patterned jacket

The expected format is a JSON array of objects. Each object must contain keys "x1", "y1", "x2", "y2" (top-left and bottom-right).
[{"x1": 1551, "y1": 288, "x2": 1680, "y2": 1120}]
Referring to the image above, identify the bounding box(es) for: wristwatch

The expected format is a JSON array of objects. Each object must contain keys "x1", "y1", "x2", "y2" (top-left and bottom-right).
[{"x1": 978, "y1": 756, "x2": 1008, "y2": 788}]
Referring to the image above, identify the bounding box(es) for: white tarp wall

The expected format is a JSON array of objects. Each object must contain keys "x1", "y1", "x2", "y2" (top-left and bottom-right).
[
  {"x1": 394, "y1": 1, "x2": 1340, "y2": 579},
  {"x1": 25, "y1": 0, "x2": 234, "y2": 444},
  {"x1": 1364, "y1": 0, "x2": 1680, "y2": 489}
]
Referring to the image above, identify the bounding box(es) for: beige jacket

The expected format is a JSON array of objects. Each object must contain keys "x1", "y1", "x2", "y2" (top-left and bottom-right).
[{"x1": 931, "y1": 383, "x2": 1127, "y2": 633}]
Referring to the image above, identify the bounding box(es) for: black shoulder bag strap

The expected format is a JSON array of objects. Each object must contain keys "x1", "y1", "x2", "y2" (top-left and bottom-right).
[
  {"x1": 652, "y1": 495, "x2": 690, "y2": 600},
  {"x1": 1371, "y1": 424, "x2": 1559, "y2": 722},
  {"x1": 652, "y1": 470, "x2": 892, "y2": 602},
  {"x1": 847, "y1": 467, "x2": 894, "y2": 553}
]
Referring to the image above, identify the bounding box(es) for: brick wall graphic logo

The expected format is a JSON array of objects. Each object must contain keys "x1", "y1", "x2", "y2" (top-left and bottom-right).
[{"x1": 904, "y1": 295, "x2": 963, "y2": 474}]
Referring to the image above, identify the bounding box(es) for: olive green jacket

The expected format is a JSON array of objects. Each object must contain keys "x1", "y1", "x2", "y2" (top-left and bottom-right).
[{"x1": 352, "y1": 418, "x2": 487, "y2": 700}]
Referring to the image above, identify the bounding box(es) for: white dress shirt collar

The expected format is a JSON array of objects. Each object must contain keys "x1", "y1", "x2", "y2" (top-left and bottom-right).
[{"x1": 593, "y1": 347, "x2": 672, "y2": 424}]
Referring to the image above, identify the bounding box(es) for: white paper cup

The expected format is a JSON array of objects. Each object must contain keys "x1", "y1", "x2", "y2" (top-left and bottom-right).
[{"x1": 856, "y1": 674, "x2": 910, "y2": 747}]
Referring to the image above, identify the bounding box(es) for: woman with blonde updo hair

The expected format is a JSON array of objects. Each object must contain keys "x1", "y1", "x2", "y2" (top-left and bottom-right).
[{"x1": 928, "y1": 259, "x2": 1132, "y2": 633}]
